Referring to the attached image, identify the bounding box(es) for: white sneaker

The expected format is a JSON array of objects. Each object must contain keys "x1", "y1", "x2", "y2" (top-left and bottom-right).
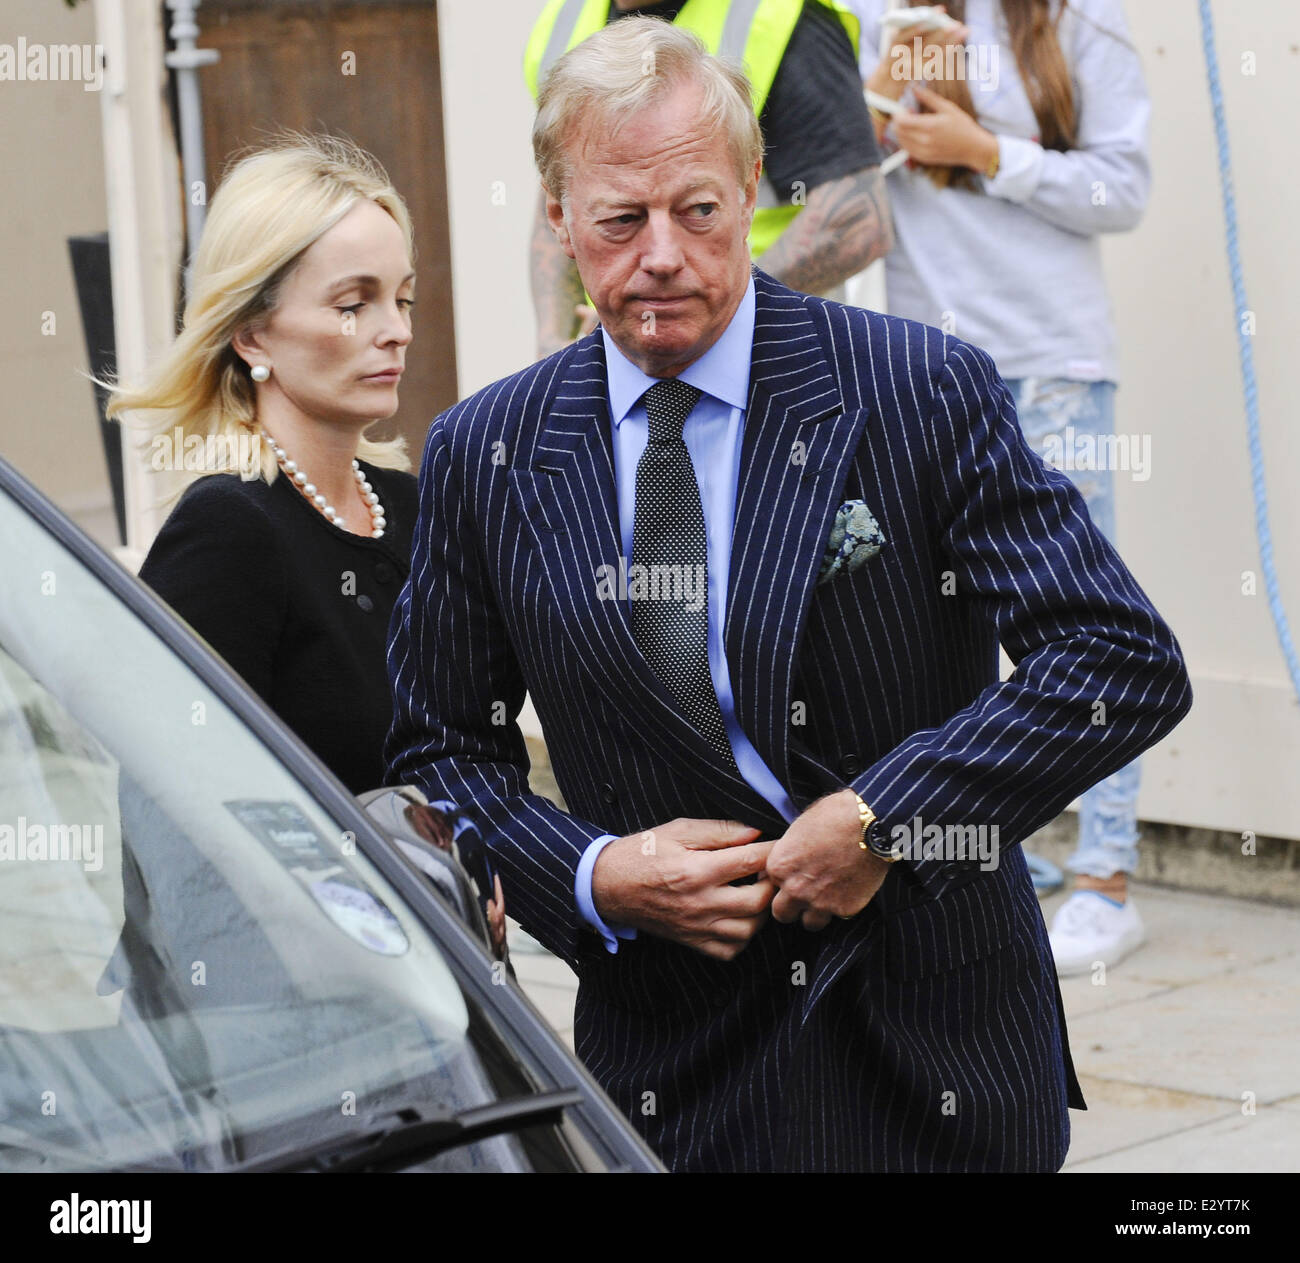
[{"x1": 1049, "y1": 890, "x2": 1146, "y2": 977}]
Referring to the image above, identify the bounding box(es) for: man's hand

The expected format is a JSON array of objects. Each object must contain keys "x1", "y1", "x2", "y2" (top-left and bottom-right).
[
  {"x1": 485, "y1": 872, "x2": 508, "y2": 960},
  {"x1": 591, "y1": 818, "x2": 776, "y2": 961},
  {"x1": 768, "y1": 790, "x2": 892, "y2": 932}
]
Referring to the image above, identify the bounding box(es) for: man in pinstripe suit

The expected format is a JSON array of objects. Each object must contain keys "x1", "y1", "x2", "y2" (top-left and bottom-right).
[{"x1": 385, "y1": 18, "x2": 1192, "y2": 1172}]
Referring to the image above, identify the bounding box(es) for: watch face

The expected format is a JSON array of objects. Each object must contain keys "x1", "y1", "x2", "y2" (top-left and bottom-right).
[{"x1": 867, "y1": 820, "x2": 899, "y2": 860}]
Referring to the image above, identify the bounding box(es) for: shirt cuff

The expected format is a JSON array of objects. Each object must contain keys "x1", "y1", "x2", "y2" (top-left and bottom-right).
[
  {"x1": 428, "y1": 799, "x2": 479, "y2": 843},
  {"x1": 576, "y1": 834, "x2": 638, "y2": 954},
  {"x1": 981, "y1": 133, "x2": 1044, "y2": 204}
]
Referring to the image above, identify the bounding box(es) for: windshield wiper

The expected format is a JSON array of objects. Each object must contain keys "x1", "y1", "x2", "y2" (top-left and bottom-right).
[{"x1": 237, "y1": 1088, "x2": 585, "y2": 1172}]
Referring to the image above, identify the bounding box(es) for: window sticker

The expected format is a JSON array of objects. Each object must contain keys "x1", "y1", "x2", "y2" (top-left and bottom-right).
[{"x1": 224, "y1": 799, "x2": 409, "y2": 957}]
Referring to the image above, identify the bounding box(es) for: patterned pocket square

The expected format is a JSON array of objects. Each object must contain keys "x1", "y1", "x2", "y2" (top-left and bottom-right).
[{"x1": 817, "y1": 500, "x2": 886, "y2": 586}]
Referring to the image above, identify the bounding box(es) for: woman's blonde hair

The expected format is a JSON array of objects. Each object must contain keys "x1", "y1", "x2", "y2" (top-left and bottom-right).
[
  {"x1": 533, "y1": 17, "x2": 763, "y2": 206},
  {"x1": 104, "y1": 130, "x2": 413, "y2": 487}
]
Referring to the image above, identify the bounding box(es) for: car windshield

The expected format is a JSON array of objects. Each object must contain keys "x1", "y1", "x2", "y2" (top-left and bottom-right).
[{"x1": 0, "y1": 483, "x2": 530, "y2": 1172}]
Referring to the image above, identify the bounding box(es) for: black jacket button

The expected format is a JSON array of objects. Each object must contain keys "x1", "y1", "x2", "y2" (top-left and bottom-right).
[
  {"x1": 599, "y1": 782, "x2": 617, "y2": 804},
  {"x1": 839, "y1": 754, "x2": 862, "y2": 777},
  {"x1": 375, "y1": 561, "x2": 396, "y2": 584}
]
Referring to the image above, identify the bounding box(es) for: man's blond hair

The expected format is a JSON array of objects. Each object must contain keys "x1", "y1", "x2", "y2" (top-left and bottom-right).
[{"x1": 532, "y1": 16, "x2": 764, "y2": 204}]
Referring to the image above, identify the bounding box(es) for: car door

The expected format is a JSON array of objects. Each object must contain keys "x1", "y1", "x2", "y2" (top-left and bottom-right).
[{"x1": 0, "y1": 457, "x2": 660, "y2": 1173}]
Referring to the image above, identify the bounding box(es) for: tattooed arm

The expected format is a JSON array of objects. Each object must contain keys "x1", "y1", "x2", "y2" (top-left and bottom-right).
[
  {"x1": 754, "y1": 167, "x2": 893, "y2": 298},
  {"x1": 531, "y1": 185, "x2": 588, "y2": 360}
]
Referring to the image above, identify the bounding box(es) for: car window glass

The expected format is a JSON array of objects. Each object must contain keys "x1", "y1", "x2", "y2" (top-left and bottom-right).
[{"x1": 0, "y1": 489, "x2": 528, "y2": 1171}]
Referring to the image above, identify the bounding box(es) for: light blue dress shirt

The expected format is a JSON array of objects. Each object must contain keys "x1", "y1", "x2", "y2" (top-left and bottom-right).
[{"x1": 574, "y1": 277, "x2": 799, "y2": 952}]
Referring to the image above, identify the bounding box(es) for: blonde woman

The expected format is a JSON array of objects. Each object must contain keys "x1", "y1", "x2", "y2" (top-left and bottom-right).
[{"x1": 110, "y1": 133, "x2": 419, "y2": 795}]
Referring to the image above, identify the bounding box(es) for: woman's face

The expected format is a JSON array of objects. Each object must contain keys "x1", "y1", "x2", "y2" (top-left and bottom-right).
[{"x1": 239, "y1": 199, "x2": 415, "y2": 427}]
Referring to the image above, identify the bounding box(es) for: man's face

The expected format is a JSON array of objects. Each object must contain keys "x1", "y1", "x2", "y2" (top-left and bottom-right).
[{"x1": 546, "y1": 80, "x2": 760, "y2": 378}]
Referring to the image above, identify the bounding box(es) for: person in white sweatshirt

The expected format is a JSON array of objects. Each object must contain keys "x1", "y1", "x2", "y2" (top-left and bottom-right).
[{"x1": 849, "y1": 0, "x2": 1152, "y2": 974}]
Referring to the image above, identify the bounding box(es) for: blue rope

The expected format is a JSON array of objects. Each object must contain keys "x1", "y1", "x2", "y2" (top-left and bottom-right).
[{"x1": 1198, "y1": 0, "x2": 1300, "y2": 703}]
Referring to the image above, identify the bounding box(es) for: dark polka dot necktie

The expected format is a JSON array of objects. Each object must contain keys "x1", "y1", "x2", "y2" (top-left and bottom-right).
[{"x1": 631, "y1": 379, "x2": 737, "y2": 766}]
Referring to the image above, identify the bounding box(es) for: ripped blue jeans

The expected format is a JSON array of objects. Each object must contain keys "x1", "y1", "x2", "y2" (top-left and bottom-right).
[{"x1": 1004, "y1": 376, "x2": 1140, "y2": 878}]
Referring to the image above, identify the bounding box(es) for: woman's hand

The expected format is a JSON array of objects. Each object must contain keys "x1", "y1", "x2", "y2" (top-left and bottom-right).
[
  {"x1": 486, "y1": 872, "x2": 508, "y2": 960},
  {"x1": 890, "y1": 82, "x2": 999, "y2": 171},
  {"x1": 868, "y1": 5, "x2": 970, "y2": 99}
]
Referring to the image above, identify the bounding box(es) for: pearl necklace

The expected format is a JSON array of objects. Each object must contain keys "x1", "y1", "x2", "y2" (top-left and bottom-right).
[{"x1": 266, "y1": 437, "x2": 386, "y2": 538}]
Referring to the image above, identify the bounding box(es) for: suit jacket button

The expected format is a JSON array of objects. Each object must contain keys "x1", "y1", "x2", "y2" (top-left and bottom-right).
[
  {"x1": 839, "y1": 755, "x2": 862, "y2": 777},
  {"x1": 356, "y1": 594, "x2": 375, "y2": 613},
  {"x1": 599, "y1": 783, "x2": 617, "y2": 804},
  {"x1": 375, "y1": 561, "x2": 396, "y2": 584}
]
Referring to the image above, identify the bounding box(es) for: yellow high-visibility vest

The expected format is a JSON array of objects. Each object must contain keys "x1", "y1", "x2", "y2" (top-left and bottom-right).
[{"x1": 524, "y1": 0, "x2": 861, "y2": 260}]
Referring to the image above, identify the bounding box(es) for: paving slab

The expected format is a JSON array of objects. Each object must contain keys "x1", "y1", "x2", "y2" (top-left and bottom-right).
[
  {"x1": 1057, "y1": 973, "x2": 1173, "y2": 1017},
  {"x1": 510, "y1": 948, "x2": 580, "y2": 990},
  {"x1": 1043, "y1": 885, "x2": 1300, "y2": 988},
  {"x1": 1064, "y1": 1075, "x2": 1236, "y2": 1166},
  {"x1": 519, "y1": 979, "x2": 577, "y2": 1034},
  {"x1": 1066, "y1": 952, "x2": 1300, "y2": 1105},
  {"x1": 1066, "y1": 1103, "x2": 1300, "y2": 1173}
]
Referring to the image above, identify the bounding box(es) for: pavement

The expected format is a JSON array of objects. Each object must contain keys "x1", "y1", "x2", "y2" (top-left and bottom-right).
[{"x1": 510, "y1": 882, "x2": 1300, "y2": 1173}]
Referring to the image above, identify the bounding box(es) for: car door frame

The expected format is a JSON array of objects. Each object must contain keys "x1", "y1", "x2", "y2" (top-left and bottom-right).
[{"x1": 0, "y1": 457, "x2": 662, "y2": 1173}]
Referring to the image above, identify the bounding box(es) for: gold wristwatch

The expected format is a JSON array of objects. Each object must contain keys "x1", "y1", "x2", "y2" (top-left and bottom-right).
[{"x1": 852, "y1": 792, "x2": 900, "y2": 863}]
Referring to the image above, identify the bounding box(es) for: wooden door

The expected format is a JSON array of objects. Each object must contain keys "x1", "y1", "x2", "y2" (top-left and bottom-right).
[{"x1": 194, "y1": 0, "x2": 457, "y2": 458}]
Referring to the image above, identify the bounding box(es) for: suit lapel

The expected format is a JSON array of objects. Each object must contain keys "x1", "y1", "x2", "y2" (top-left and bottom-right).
[
  {"x1": 508, "y1": 335, "x2": 785, "y2": 832},
  {"x1": 724, "y1": 273, "x2": 870, "y2": 798},
  {"x1": 509, "y1": 274, "x2": 870, "y2": 828}
]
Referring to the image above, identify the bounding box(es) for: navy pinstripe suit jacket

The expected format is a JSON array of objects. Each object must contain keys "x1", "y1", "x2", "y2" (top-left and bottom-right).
[{"x1": 385, "y1": 270, "x2": 1192, "y2": 1172}]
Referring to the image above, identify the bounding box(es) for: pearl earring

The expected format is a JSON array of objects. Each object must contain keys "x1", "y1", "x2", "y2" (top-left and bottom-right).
[{"x1": 250, "y1": 364, "x2": 270, "y2": 383}]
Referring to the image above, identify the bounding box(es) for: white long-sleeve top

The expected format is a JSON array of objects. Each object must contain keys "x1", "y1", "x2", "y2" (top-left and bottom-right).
[{"x1": 851, "y1": 0, "x2": 1150, "y2": 381}]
